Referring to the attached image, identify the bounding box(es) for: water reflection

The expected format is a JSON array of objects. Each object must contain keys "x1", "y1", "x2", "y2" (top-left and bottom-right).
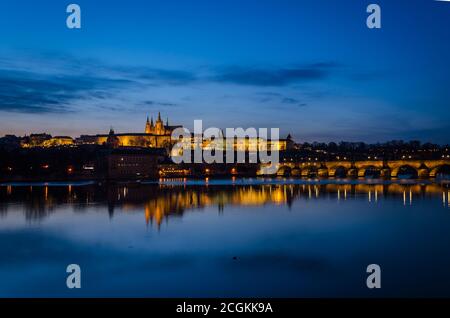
[
  {"x1": 1, "y1": 180, "x2": 449, "y2": 226},
  {"x1": 1, "y1": 179, "x2": 450, "y2": 297}
]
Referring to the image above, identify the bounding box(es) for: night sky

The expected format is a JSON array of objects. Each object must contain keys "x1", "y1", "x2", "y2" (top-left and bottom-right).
[{"x1": 0, "y1": 0, "x2": 449, "y2": 143}]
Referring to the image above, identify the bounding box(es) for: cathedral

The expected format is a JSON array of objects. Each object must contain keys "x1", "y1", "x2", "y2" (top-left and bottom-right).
[
  {"x1": 145, "y1": 112, "x2": 172, "y2": 135},
  {"x1": 76, "y1": 113, "x2": 182, "y2": 149}
]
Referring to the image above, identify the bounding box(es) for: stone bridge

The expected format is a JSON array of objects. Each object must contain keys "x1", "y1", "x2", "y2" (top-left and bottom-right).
[{"x1": 271, "y1": 159, "x2": 450, "y2": 178}]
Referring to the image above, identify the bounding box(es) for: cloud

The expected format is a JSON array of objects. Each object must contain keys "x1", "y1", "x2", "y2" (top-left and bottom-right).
[
  {"x1": 0, "y1": 68, "x2": 135, "y2": 114},
  {"x1": 212, "y1": 63, "x2": 335, "y2": 86},
  {"x1": 256, "y1": 92, "x2": 307, "y2": 107},
  {"x1": 0, "y1": 53, "x2": 199, "y2": 114},
  {"x1": 0, "y1": 70, "x2": 75, "y2": 113},
  {"x1": 281, "y1": 97, "x2": 307, "y2": 107},
  {"x1": 134, "y1": 68, "x2": 197, "y2": 85},
  {"x1": 141, "y1": 100, "x2": 178, "y2": 107}
]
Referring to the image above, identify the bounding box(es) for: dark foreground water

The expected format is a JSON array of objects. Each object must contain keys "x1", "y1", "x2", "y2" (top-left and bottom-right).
[{"x1": 0, "y1": 178, "x2": 449, "y2": 297}]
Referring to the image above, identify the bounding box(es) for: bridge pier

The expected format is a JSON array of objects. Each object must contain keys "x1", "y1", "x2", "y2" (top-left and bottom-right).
[
  {"x1": 291, "y1": 168, "x2": 301, "y2": 176},
  {"x1": 418, "y1": 168, "x2": 430, "y2": 178},
  {"x1": 348, "y1": 168, "x2": 358, "y2": 178},
  {"x1": 357, "y1": 169, "x2": 366, "y2": 178},
  {"x1": 318, "y1": 168, "x2": 328, "y2": 177},
  {"x1": 380, "y1": 168, "x2": 391, "y2": 178}
]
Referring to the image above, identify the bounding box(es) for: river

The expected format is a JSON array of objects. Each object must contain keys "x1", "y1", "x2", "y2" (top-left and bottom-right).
[{"x1": 0, "y1": 178, "x2": 449, "y2": 297}]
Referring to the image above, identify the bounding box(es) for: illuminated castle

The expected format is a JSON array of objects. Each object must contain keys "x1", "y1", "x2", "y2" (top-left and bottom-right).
[
  {"x1": 75, "y1": 113, "x2": 182, "y2": 148},
  {"x1": 20, "y1": 113, "x2": 292, "y2": 151}
]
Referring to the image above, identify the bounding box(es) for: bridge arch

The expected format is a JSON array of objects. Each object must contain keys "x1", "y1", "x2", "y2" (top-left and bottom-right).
[
  {"x1": 291, "y1": 167, "x2": 302, "y2": 177},
  {"x1": 277, "y1": 166, "x2": 292, "y2": 177},
  {"x1": 353, "y1": 161, "x2": 384, "y2": 178},
  {"x1": 326, "y1": 161, "x2": 352, "y2": 178},
  {"x1": 329, "y1": 166, "x2": 348, "y2": 178},
  {"x1": 391, "y1": 165, "x2": 419, "y2": 179},
  {"x1": 301, "y1": 166, "x2": 319, "y2": 178},
  {"x1": 358, "y1": 165, "x2": 382, "y2": 178},
  {"x1": 429, "y1": 164, "x2": 450, "y2": 178}
]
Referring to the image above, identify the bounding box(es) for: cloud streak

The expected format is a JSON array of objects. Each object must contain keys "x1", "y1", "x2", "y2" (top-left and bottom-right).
[
  {"x1": 212, "y1": 63, "x2": 335, "y2": 87},
  {"x1": 256, "y1": 92, "x2": 307, "y2": 108},
  {"x1": 0, "y1": 68, "x2": 134, "y2": 114}
]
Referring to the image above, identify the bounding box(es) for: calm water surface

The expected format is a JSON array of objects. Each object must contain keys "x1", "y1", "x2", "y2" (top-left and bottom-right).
[{"x1": 0, "y1": 178, "x2": 449, "y2": 297}]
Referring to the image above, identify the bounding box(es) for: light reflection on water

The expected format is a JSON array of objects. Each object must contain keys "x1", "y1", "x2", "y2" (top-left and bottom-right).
[{"x1": 0, "y1": 179, "x2": 449, "y2": 297}]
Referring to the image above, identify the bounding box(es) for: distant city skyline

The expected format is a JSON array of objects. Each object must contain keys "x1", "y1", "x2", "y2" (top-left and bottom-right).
[{"x1": 0, "y1": 0, "x2": 449, "y2": 143}]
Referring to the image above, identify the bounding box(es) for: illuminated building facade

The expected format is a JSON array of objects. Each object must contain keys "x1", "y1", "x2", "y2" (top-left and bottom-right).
[
  {"x1": 76, "y1": 113, "x2": 182, "y2": 149},
  {"x1": 18, "y1": 113, "x2": 294, "y2": 154}
]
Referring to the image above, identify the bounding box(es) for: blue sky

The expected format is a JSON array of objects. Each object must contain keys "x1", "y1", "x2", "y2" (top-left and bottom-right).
[{"x1": 0, "y1": 0, "x2": 449, "y2": 143}]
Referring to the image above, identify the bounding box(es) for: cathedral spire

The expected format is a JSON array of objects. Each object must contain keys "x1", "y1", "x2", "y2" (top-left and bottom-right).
[
  {"x1": 166, "y1": 117, "x2": 169, "y2": 127},
  {"x1": 158, "y1": 111, "x2": 162, "y2": 122},
  {"x1": 145, "y1": 116, "x2": 152, "y2": 134}
]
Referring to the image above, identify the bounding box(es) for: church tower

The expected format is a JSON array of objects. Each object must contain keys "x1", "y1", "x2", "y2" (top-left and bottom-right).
[
  {"x1": 145, "y1": 116, "x2": 151, "y2": 134},
  {"x1": 106, "y1": 127, "x2": 120, "y2": 148},
  {"x1": 155, "y1": 112, "x2": 165, "y2": 135},
  {"x1": 145, "y1": 116, "x2": 155, "y2": 134}
]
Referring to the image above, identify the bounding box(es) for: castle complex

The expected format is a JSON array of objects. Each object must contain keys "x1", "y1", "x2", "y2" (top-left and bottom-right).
[
  {"x1": 75, "y1": 112, "x2": 182, "y2": 149},
  {"x1": 16, "y1": 112, "x2": 292, "y2": 151}
]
